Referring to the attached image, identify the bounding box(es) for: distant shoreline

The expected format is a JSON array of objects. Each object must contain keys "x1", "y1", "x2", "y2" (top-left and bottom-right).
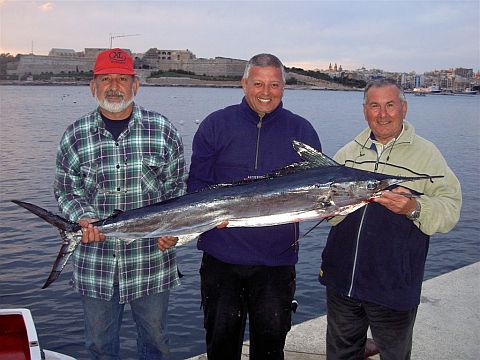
[
  {"x1": 1, "y1": 81, "x2": 477, "y2": 96},
  {"x1": 0, "y1": 79, "x2": 361, "y2": 92}
]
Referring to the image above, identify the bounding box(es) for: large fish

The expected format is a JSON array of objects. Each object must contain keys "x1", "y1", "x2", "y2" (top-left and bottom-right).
[{"x1": 13, "y1": 141, "x2": 441, "y2": 288}]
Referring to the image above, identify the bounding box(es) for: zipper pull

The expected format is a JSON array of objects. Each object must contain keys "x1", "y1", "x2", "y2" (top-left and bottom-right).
[{"x1": 257, "y1": 118, "x2": 263, "y2": 129}]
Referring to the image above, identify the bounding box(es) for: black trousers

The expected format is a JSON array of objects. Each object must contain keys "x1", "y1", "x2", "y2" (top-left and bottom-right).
[
  {"x1": 326, "y1": 287, "x2": 418, "y2": 360},
  {"x1": 200, "y1": 253, "x2": 296, "y2": 360}
]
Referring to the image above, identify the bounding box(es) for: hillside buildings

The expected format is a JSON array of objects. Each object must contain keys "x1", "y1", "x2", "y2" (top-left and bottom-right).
[
  {"x1": 324, "y1": 63, "x2": 479, "y2": 92},
  {"x1": 3, "y1": 48, "x2": 479, "y2": 92},
  {"x1": 6, "y1": 47, "x2": 247, "y2": 80}
]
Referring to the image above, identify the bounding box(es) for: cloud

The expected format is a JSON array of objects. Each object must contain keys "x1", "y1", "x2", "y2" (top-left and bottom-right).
[{"x1": 39, "y1": 2, "x2": 53, "y2": 12}]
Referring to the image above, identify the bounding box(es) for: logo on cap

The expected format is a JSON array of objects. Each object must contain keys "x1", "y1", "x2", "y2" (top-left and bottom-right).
[{"x1": 109, "y1": 50, "x2": 127, "y2": 64}]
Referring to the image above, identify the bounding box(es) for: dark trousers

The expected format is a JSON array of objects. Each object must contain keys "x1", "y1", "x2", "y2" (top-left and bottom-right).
[
  {"x1": 200, "y1": 253, "x2": 296, "y2": 360},
  {"x1": 326, "y1": 288, "x2": 417, "y2": 360}
]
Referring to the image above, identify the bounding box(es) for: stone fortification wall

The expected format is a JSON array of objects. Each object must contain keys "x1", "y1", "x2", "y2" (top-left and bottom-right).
[
  {"x1": 142, "y1": 48, "x2": 246, "y2": 77},
  {"x1": 183, "y1": 57, "x2": 246, "y2": 77},
  {"x1": 145, "y1": 57, "x2": 246, "y2": 77},
  {"x1": 84, "y1": 48, "x2": 109, "y2": 58},
  {"x1": 142, "y1": 49, "x2": 196, "y2": 71},
  {"x1": 48, "y1": 48, "x2": 77, "y2": 57},
  {"x1": 149, "y1": 60, "x2": 184, "y2": 72},
  {"x1": 8, "y1": 55, "x2": 94, "y2": 76},
  {"x1": 146, "y1": 76, "x2": 241, "y2": 87},
  {"x1": 7, "y1": 48, "x2": 244, "y2": 79}
]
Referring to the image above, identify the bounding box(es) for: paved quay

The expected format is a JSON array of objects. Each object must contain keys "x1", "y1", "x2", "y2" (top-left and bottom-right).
[{"x1": 187, "y1": 261, "x2": 480, "y2": 359}]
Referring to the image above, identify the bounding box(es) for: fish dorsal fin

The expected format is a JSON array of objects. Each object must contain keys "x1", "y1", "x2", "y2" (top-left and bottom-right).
[
  {"x1": 201, "y1": 164, "x2": 312, "y2": 191},
  {"x1": 112, "y1": 209, "x2": 124, "y2": 217},
  {"x1": 94, "y1": 209, "x2": 124, "y2": 226},
  {"x1": 190, "y1": 142, "x2": 339, "y2": 193},
  {"x1": 101, "y1": 209, "x2": 123, "y2": 220},
  {"x1": 207, "y1": 179, "x2": 257, "y2": 190},
  {"x1": 270, "y1": 162, "x2": 317, "y2": 176},
  {"x1": 292, "y1": 140, "x2": 339, "y2": 167}
]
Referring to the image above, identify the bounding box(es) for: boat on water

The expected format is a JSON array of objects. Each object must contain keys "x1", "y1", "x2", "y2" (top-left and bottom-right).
[
  {"x1": 0, "y1": 308, "x2": 76, "y2": 360},
  {"x1": 413, "y1": 86, "x2": 442, "y2": 94},
  {"x1": 412, "y1": 86, "x2": 478, "y2": 96},
  {"x1": 427, "y1": 85, "x2": 443, "y2": 94},
  {"x1": 462, "y1": 88, "x2": 478, "y2": 95}
]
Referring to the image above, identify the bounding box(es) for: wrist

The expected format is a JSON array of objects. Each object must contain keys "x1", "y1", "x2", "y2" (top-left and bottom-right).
[{"x1": 406, "y1": 199, "x2": 421, "y2": 220}]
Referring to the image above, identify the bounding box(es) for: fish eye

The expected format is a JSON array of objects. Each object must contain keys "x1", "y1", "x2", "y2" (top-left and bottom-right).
[{"x1": 366, "y1": 180, "x2": 378, "y2": 190}]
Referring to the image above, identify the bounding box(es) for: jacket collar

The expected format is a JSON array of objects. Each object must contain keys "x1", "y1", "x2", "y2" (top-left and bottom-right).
[
  {"x1": 354, "y1": 120, "x2": 416, "y2": 150},
  {"x1": 240, "y1": 97, "x2": 284, "y2": 124}
]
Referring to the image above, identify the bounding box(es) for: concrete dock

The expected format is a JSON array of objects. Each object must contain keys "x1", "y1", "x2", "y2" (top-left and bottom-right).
[{"x1": 187, "y1": 261, "x2": 480, "y2": 359}]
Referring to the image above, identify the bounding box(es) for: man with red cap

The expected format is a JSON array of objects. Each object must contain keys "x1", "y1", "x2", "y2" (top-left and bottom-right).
[{"x1": 54, "y1": 48, "x2": 187, "y2": 359}]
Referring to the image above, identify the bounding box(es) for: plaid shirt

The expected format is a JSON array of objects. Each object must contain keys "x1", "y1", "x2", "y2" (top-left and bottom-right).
[{"x1": 54, "y1": 103, "x2": 187, "y2": 303}]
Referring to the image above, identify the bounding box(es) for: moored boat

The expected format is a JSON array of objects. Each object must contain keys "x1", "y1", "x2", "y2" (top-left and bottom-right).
[
  {"x1": 427, "y1": 85, "x2": 442, "y2": 94},
  {"x1": 462, "y1": 88, "x2": 478, "y2": 95},
  {"x1": 0, "y1": 308, "x2": 76, "y2": 360}
]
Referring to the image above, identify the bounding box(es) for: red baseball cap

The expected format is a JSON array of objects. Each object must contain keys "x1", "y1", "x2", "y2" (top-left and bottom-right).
[{"x1": 94, "y1": 48, "x2": 135, "y2": 75}]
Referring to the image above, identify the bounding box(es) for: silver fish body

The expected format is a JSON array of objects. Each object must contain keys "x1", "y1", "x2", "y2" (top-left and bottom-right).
[
  {"x1": 12, "y1": 141, "x2": 441, "y2": 288},
  {"x1": 97, "y1": 165, "x2": 404, "y2": 245}
]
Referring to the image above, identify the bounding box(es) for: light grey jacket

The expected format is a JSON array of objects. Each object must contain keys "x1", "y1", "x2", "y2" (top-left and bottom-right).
[{"x1": 332, "y1": 121, "x2": 461, "y2": 236}]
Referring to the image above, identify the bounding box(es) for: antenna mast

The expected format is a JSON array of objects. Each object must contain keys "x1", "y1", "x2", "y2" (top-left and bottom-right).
[{"x1": 109, "y1": 33, "x2": 141, "y2": 48}]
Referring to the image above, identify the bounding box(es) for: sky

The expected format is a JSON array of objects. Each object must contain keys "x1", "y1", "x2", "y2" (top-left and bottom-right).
[{"x1": 0, "y1": 0, "x2": 479, "y2": 74}]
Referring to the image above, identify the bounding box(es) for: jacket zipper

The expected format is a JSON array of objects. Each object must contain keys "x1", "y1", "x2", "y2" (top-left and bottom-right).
[
  {"x1": 254, "y1": 113, "x2": 297, "y2": 250},
  {"x1": 373, "y1": 140, "x2": 399, "y2": 172},
  {"x1": 255, "y1": 115, "x2": 264, "y2": 170},
  {"x1": 293, "y1": 221, "x2": 298, "y2": 253},
  {"x1": 348, "y1": 205, "x2": 368, "y2": 296},
  {"x1": 348, "y1": 138, "x2": 402, "y2": 294}
]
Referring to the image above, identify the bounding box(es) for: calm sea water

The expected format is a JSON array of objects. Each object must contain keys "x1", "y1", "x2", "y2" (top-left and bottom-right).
[{"x1": 0, "y1": 85, "x2": 479, "y2": 359}]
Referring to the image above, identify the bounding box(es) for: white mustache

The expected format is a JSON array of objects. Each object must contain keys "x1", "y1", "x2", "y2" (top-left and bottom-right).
[{"x1": 105, "y1": 90, "x2": 124, "y2": 98}]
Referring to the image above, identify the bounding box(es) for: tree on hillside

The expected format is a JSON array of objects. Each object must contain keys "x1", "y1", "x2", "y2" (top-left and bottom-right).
[{"x1": 0, "y1": 53, "x2": 20, "y2": 79}]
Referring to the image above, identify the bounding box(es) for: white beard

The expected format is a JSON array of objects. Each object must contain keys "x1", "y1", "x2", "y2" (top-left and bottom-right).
[{"x1": 95, "y1": 90, "x2": 134, "y2": 113}]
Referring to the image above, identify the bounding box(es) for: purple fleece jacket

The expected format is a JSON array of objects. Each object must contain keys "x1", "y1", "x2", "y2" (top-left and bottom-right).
[{"x1": 187, "y1": 97, "x2": 321, "y2": 266}]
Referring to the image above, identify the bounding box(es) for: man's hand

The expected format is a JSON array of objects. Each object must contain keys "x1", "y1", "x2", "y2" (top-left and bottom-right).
[
  {"x1": 217, "y1": 221, "x2": 229, "y2": 229},
  {"x1": 157, "y1": 236, "x2": 178, "y2": 251},
  {"x1": 371, "y1": 187, "x2": 417, "y2": 215},
  {"x1": 78, "y1": 218, "x2": 106, "y2": 244}
]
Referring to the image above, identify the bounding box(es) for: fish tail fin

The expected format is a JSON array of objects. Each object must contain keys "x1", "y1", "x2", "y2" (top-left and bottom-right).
[
  {"x1": 11, "y1": 200, "x2": 80, "y2": 232},
  {"x1": 41, "y1": 230, "x2": 78, "y2": 289},
  {"x1": 11, "y1": 200, "x2": 81, "y2": 289}
]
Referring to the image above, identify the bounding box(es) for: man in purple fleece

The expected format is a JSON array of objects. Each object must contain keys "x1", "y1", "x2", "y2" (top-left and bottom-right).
[{"x1": 187, "y1": 53, "x2": 321, "y2": 360}]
